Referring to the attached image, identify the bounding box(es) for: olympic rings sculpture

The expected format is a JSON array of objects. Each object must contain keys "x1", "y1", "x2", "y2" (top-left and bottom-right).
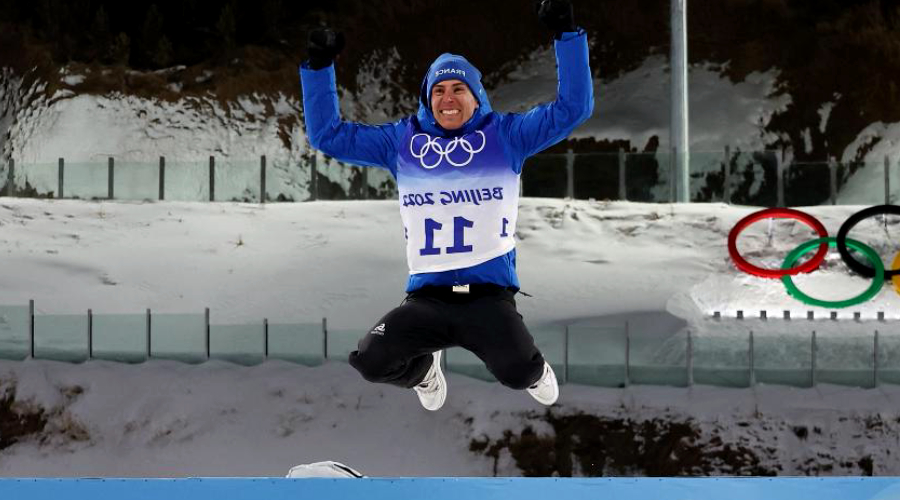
[
  {"x1": 409, "y1": 130, "x2": 486, "y2": 169},
  {"x1": 728, "y1": 205, "x2": 900, "y2": 308}
]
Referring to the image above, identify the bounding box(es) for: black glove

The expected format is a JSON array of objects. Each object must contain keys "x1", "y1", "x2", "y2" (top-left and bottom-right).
[
  {"x1": 536, "y1": 0, "x2": 576, "y2": 38},
  {"x1": 307, "y1": 28, "x2": 345, "y2": 70}
]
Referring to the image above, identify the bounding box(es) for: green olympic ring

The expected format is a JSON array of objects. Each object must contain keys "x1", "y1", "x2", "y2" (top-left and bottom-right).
[{"x1": 780, "y1": 237, "x2": 884, "y2": 309}]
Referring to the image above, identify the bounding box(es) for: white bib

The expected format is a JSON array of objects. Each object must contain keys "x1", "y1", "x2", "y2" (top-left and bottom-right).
[{"x1": 396, "y1": 118, "x2": 519, "y2": 274}]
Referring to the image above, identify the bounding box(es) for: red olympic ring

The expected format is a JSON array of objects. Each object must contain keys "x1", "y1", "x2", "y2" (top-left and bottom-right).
[{"x1": 728, "y1": 207, "x2": 829, "y2": 278}]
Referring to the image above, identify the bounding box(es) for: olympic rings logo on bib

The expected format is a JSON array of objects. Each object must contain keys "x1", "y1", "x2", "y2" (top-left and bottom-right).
[
  {"x1": 727, "y1": 205, "x2": 900, "y2": 308},
  {"x1": 409, "y1": 130, "x2": 486, "y2": 169}
]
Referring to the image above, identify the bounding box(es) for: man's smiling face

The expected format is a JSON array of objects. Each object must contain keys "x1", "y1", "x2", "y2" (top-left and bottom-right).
[{"x1": 431, "y1": 79, "x2": 479, "y2": 130}]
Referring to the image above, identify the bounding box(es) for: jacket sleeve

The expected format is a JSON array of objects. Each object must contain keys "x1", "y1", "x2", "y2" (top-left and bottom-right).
[
  {"x1": 499, "y1": 30, "x2": 594, "y2": 173},
  {"x1": 300, "y1": 63, "x2": 405, "y2": 176}
]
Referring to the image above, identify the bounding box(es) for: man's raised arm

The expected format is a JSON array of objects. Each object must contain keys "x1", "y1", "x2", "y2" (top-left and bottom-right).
[
  {"x1": 500, "y1": 0, "x2": 594, "y2": 170},
  {"x1": 300, "y1": 29, "x2": 404, "y2": 171}
]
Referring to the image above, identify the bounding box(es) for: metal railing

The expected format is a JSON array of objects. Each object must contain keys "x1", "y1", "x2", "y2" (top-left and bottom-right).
[
  {"x1": 2, "y1": 301, "x2": 898, "y2": 389},
  {"x1": 3, "y1": 149, "x2": 896, "y2": 205}
]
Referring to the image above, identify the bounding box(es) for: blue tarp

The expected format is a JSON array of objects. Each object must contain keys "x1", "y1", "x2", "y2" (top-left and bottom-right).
[{"x1": 2, "y1": 477, "x2": 900, "y2": 500}]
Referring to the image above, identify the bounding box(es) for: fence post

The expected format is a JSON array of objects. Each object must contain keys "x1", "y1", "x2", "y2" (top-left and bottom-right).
[
  {"x1": 828, "y1": 157, "x2": 837, "y2": 205},
  {"x1": 686, "y1": 330, "x2": 693, "y2": 387},
  {"x1": 58, "y1": 158, "x2": 64, "y2": 199},
  {"x1": 776, "y1": 152, "x2": 784, "y2": 207},
  {"x1": 811, "y1": 330, "x2": 817, "y2": 387},
  {"x1": 310, "y1": 154, "x2": 318, "y2": 201},
  {"x1": 894, "y1": 156, "x2": 900, "y2": 200},
  {"x1": 29, "y1": 299, "x2": 34, "y2": 359},
  {"x1": 264, "y1": 318, "x2": 269, "y2": 358},
  {"x1": 874, "y1": 330, "x2": 879, "y2": 388},
  {"x1": 7, "y1": 158, "x2": 14, "y2": 197},
  {"x1": 108, "y1": 157, "x2": 114, "y2": 200},
  {"x1": 749, "y1": 330, "x2": 755, "y2": 387},
  {"x1": 724, "y1": 145, "x2": 731, "y2": 204},
  {"x1": 618, "y1": 148, "x2": 626, "y2": 201},
  {"x1": 260, "y1": 155, "x2": 267, "y2": 204},
  {"x1": 159, "y1": 156, "x2": 165, "y2": 201},
  {"x1": 209, "y1": 156, "x2": 215, "y2": 202},
  {"x1": 882, "y1": 155, "x2": 891, "y2": 205},
  {"x1": 146, "y1": 308, "x2": 152, "y2": 359},
  {"x1": 88, "y1": 308, "x2": 93, "y2": 359},
  {"x1": 566, "y1": 148, "x2": 575, "y2": 199},
  {"x1": 361, "y1": 166, "x2": 369, "y2": 200},
  {"x1": 205, "y1": 307, "x2": 210, "y2": 359},
  {"x1": 670, "y1": 146, "x2": 677, "y2": 202},
  {"x1": 520, "y1": 170, "x2": 525, "y2": 198},
  {"x1": 624, "y1": 321, "x2": 630, "y2": 387},
  {"x1": 322, "y1": 317, "x2": 328, "y2": 360},
  {"x1": 563, "y1": 325, "x2": 569, "y2": 385}
]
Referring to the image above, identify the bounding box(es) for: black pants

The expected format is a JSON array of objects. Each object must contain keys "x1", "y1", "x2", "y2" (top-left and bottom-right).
[{"x1": 348, "y1": 285, "x2": 545, "y2": 390}]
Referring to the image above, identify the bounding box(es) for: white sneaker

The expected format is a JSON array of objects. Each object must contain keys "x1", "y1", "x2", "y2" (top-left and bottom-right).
[
  {"x1": 526, "y1": 362, "x2": 559, "y2": 405},
  {"x1": 413, "y1": 351, "x2": 446, "y2": 411}
]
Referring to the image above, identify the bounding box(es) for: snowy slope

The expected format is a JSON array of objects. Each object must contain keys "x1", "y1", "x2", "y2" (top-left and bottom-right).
[{"x1": 4, "y1": 49, "x2": 896, "y2": 203}]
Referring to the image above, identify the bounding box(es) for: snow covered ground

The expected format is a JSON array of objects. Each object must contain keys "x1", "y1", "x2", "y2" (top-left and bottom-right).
[{"x1": 0, "y1": 198, "x2": 898, "y2": 476}]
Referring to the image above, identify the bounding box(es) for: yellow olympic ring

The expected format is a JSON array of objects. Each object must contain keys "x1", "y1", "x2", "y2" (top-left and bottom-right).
[{"x1": 894, "y1": 250, "x2": 900, "y2": 296}]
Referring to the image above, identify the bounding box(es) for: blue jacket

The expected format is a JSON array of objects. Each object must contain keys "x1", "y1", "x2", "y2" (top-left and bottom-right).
[{"x1": 300, "y1": 31, "x2": 593, "y2": 292}]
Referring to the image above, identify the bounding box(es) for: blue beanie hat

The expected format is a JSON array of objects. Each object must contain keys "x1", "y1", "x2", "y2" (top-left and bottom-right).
[{"x1": 419, "y1": 53, "x2": 487, "y2": 109}]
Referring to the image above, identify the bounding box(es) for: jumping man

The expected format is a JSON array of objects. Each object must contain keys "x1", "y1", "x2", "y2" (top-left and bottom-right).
[{"x1": 299, "y1": 0, "x2": 593, "y2": 410}]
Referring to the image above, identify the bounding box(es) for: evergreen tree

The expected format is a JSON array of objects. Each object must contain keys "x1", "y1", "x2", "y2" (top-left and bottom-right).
[
  {"x1": 89, "y1": 6, "x2": 111, "y2": 63},
  {"x1": 154, "y1": 36, "x2": 173, "y2": 68},
  {"x1": 142, "y1": 4, "x2": 165, "y2": 68},
  {"x1": 217, "y1": 2, "x2": 238, "y2": 56},
  {"x1": 262, "y1": 0, "x2": 284, "y2": 42},
  {"x1": 108, "y1": 32, "x2": 131, "y2": 66}
]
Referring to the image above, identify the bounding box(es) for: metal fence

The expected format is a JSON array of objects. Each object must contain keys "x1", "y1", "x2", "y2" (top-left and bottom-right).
[
  {"x1": 3, "y1": 149, "x2": 897, "y2": 205},
  {"x1": 2, "y1": 301, "x2": 898, "y2": 389}
]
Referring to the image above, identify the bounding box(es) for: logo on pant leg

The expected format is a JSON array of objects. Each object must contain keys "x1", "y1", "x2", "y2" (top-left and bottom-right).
[{"x1": 369, "y1": 323, "x2": 386, "y2": 336}]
